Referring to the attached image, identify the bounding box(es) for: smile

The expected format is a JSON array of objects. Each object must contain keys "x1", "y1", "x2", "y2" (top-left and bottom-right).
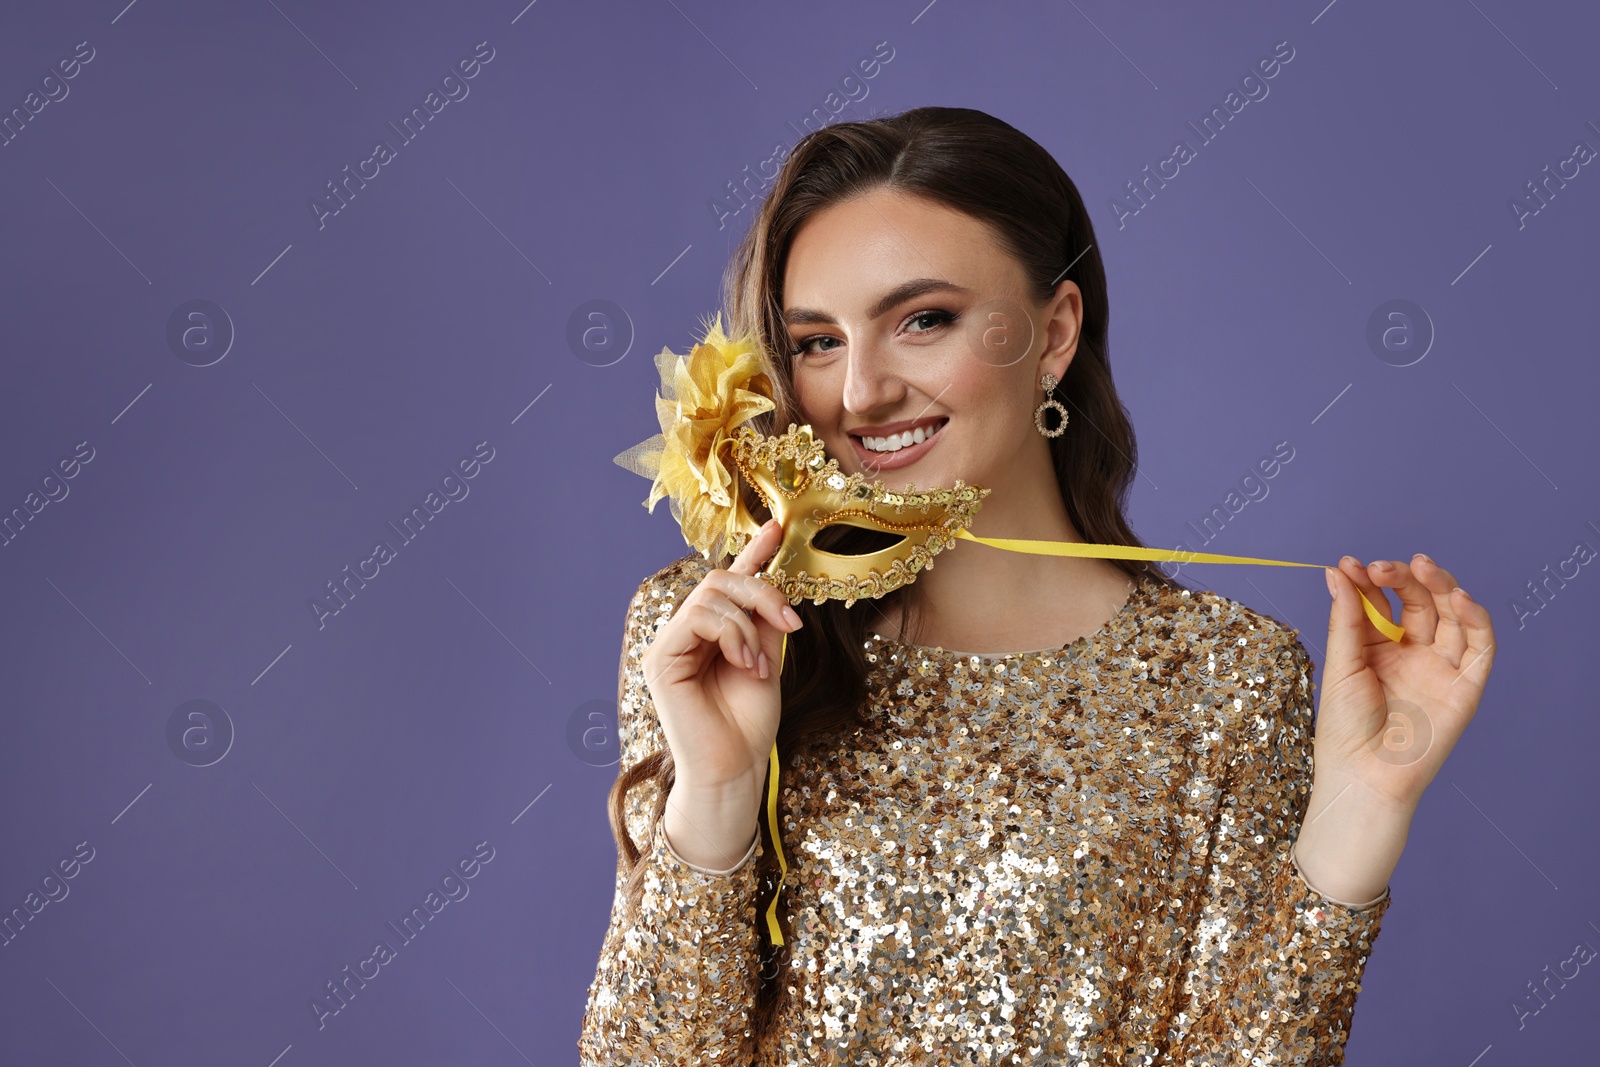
[{"x1": 849, "y1": 417, "x2": 947, "y2": 470}]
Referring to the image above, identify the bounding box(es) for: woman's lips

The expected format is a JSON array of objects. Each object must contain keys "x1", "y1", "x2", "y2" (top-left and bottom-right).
[{"x1": 850, "y1": 420, "x2": 945, "y2": 472}]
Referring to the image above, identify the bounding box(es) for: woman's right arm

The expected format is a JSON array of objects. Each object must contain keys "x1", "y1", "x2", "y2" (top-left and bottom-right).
[{"x1": 578, "y1": 524, "x2": 800, "y2": 1065}]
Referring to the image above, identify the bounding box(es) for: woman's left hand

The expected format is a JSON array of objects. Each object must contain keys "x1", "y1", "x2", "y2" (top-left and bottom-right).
[{"x1": 1314, "y1": 554, "x2": 1496, "y2": 815}]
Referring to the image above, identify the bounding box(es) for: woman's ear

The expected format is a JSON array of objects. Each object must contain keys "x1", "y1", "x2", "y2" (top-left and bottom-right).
[{"x1": 1038, "y1": 280, "x2": 1083, "y2": 382}]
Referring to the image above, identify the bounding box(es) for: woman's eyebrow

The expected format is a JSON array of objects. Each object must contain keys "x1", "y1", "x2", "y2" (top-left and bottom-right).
[{"x1": 783, "y1": 278, "x2": 973, "y2": 326}]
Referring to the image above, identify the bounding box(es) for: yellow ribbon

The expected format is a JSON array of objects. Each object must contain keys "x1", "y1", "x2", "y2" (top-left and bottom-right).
[
  {"x1": 759, "y1": 537, "x2": 1404, "y2": 946},
  {"x1": 951, "y1": 531, "x2": 1405, "y2": 641}
]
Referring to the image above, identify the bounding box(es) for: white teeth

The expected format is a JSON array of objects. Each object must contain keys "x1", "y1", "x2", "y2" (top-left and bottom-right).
[{"x1": 860, "y1": 420, "x2": 943, "y2": 453}]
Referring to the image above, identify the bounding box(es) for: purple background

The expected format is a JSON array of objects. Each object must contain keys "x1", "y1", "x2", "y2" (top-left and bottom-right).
[{"x1": 2, "y1": 0, "x2": 1596, "y2": 1062}]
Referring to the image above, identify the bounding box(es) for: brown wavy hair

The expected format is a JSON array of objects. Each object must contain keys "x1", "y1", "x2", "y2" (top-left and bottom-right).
[{"x1": 607, "y1": 105, "x2": 1183, "y2": 1042}]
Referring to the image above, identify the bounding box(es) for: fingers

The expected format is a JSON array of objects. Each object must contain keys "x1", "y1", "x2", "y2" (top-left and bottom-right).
[
  {"x1": 1337, "y1": 554, "x2": 1495, "y2": 683},
  {"x1": 1450, "y1": 585, "x2": 1495, "y2": 681},
  {"x1": 1323, "y1": 564, "x2": 1368, "y2": 683},
  {"x1": 1406, "y1": 553, "x2": 1466, "y2": 659},
  {"x1": 727, "y1": 518, "x2": 784, "y2": 577},
  {"x1": 683, "y1": 601, "x2": 764, "y2": 675},
  {"x1": 1363, "y1": 557, "x2": 1439, "y2": 644},
  {"x1": 1410, "y1": 552, "x2": 1460, "y2": 590},
  {"x1": 1325, "y1": 556, "x2": 1401, "y2": 685},
  {"x1": 705, "y1": 558, "x2": 804, "y2": 637},
  {"x1": 1337, "y1": 556, "x2": 1395, "y2": 632},
  {"x1": 1412, "y1": 554, "x2": 1494, "y2": 677},
  {"x1": 668, "y1": 542, "x2": 803, "y2": 682}
]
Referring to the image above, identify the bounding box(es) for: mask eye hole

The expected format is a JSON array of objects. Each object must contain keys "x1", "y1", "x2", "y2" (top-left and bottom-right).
[{"x1": 810, "y1": 523, "x2": 906, "y2": 557}]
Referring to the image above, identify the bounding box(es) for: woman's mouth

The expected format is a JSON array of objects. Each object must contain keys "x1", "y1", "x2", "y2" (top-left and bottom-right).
[{"x1": 849, "y1": 417, "x2": 947, "y2": 472}]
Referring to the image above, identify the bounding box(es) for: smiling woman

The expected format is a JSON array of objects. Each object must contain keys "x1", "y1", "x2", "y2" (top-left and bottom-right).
[
  {"x1": 755, "y1": 131, "x2": 1144, "y2": 659},
  {"x1": 578, "y1": 106, "x2": 1494, "y2": 1065}
]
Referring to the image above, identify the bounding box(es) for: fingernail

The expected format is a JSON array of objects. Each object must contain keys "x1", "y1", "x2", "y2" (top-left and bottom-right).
[
  {"x1": 1454, "y1": 586, "x2": 1471, "y2": 602},
  {"x1": 782, "y1": 605, "x2": 803, "y2": 629},
  {"x1": 1325, "y1": 567, "x2": 1338, "y2": 599},
  {"x1": 743, "y1": 644, "x2": 754, "y2": 669},
  {"x1": 758, "y1": 650, "x2": 770, "y2": 678},
  {"x1": 1372, "y1": 560, "x2": 1394, "y2": 572},
  {"x1": 1414, "y1": 552, "x2": 1433, "y2": 565}
]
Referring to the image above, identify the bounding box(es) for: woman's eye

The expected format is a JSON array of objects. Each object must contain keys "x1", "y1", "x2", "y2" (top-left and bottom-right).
[
  {"x1": 791, "y1": 335, "x2": 839, "y2": 358},
  {"x1": 791, "y1": 310, "x2": 956, "y2": 357},
  {"x1": 906, "y1": 309, "x2": 956, "y2": 333}
]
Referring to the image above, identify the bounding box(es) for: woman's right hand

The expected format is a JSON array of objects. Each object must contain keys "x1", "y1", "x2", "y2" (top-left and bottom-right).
[{"x1": 643, "y1": 518, "x2": 803, "y2": 863}]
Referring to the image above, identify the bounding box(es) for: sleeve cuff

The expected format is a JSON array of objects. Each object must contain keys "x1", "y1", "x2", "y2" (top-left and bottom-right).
[
  {"x1": 1291, "y1": 842, "x2": 1391, "y2": 911},
  {"x1": 660, "y1": 820, "x2": 760, "y2": 876}
]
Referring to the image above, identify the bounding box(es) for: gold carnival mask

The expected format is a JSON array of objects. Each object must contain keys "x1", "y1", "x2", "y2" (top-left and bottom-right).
[
  {"x1": 612, "y1": 313, "x2": 984, "y2": 606},
  {"x1": 723, "y1": 422, "x2": 988, "y2": 607}
]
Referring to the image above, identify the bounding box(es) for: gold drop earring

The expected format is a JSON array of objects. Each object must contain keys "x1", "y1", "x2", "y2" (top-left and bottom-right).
[{"x1": 1034, "y1": 371, "x2": 1069, "y2": 437}]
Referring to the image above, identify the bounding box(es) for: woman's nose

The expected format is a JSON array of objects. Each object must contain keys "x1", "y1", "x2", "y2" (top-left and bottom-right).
[{"x1": 841, "y1": 345, "x2": 903, "y2": 415}]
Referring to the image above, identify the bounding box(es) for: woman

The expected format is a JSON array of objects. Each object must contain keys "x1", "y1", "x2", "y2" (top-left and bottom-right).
[{"x1": 579, "y1": 106, "x2": 1494, "y2": 1064}]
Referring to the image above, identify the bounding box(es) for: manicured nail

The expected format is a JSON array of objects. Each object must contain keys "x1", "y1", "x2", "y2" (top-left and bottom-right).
[
  {"x1": 1414, "y1": 552, "x2": 1433, "y2": 565},
  {"x1": 1325, "y1": 567, "x2": 1338, "y2": 599},
  {"x1": 758, "y1": 650, "x2": 770, "y2": 678},
  {"x1": 782, "y1": 605, "x2": 803, "y2": 629},
  {"x1": 743, "y1": 644, "x2": 754, "y2": 669},
  {"x1": 1453, "y1": 586, "x2": 1471, "y2": 602}
]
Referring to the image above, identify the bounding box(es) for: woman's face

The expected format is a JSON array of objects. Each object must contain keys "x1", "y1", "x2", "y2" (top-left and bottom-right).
[{"x1": 783, "y1": 187, "x2": 1081, "y2": 496}]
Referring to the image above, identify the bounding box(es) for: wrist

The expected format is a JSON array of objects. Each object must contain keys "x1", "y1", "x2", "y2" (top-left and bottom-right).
[
  {"x1": 1294, "y1": 776, "x2": 1413, "y2": 906},
  {"x1": 670, "y1": 768, "x2": 766, "y2": 804},
  {"x1": 1310, "y1": 770, "x2": 1419, "y2": 824},
  {"x1": 663, "y1": 778, "x2": 763, "y2": 872}
]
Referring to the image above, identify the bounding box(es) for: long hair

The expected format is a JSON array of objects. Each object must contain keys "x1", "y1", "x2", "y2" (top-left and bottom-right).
[{"x1": 607, "y1": 105, "x2": 1183, "y2": 1041}]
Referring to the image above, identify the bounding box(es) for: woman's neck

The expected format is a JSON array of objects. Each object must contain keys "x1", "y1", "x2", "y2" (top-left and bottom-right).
[{"x1": 871, "y1": 495, "x2": 1136, "y2": 656}]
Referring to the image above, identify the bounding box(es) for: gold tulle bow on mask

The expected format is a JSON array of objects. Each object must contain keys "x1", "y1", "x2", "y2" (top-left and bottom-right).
[{"x1": 612, "y1": 313, "x2": 776, "y2": 561}]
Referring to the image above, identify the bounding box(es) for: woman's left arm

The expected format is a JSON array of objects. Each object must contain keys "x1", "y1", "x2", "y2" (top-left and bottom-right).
[
  {"x1": 1165, "y1": 626, "x2": 1392, "y2": 1065},
  {"x1": 1293, "y1": 555, "x2": 1496, "y2": 906}
]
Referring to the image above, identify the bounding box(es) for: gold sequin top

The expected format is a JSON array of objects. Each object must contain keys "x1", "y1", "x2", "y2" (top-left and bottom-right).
[{"x1": 580, "y1": 554, "x2": 1391, "y2": 1065}]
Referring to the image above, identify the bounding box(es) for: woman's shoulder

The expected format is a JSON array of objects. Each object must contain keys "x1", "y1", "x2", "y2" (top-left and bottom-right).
[
  {"x1": 1141, "y1": 572, "x2": 1314, "y2": 674},
  {"x1": 625, "y1": 551, "x2": 716, "y2": 619},
  {"x1": 1136, "y1": 577, "x2": 1321, "y2": 756}
]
